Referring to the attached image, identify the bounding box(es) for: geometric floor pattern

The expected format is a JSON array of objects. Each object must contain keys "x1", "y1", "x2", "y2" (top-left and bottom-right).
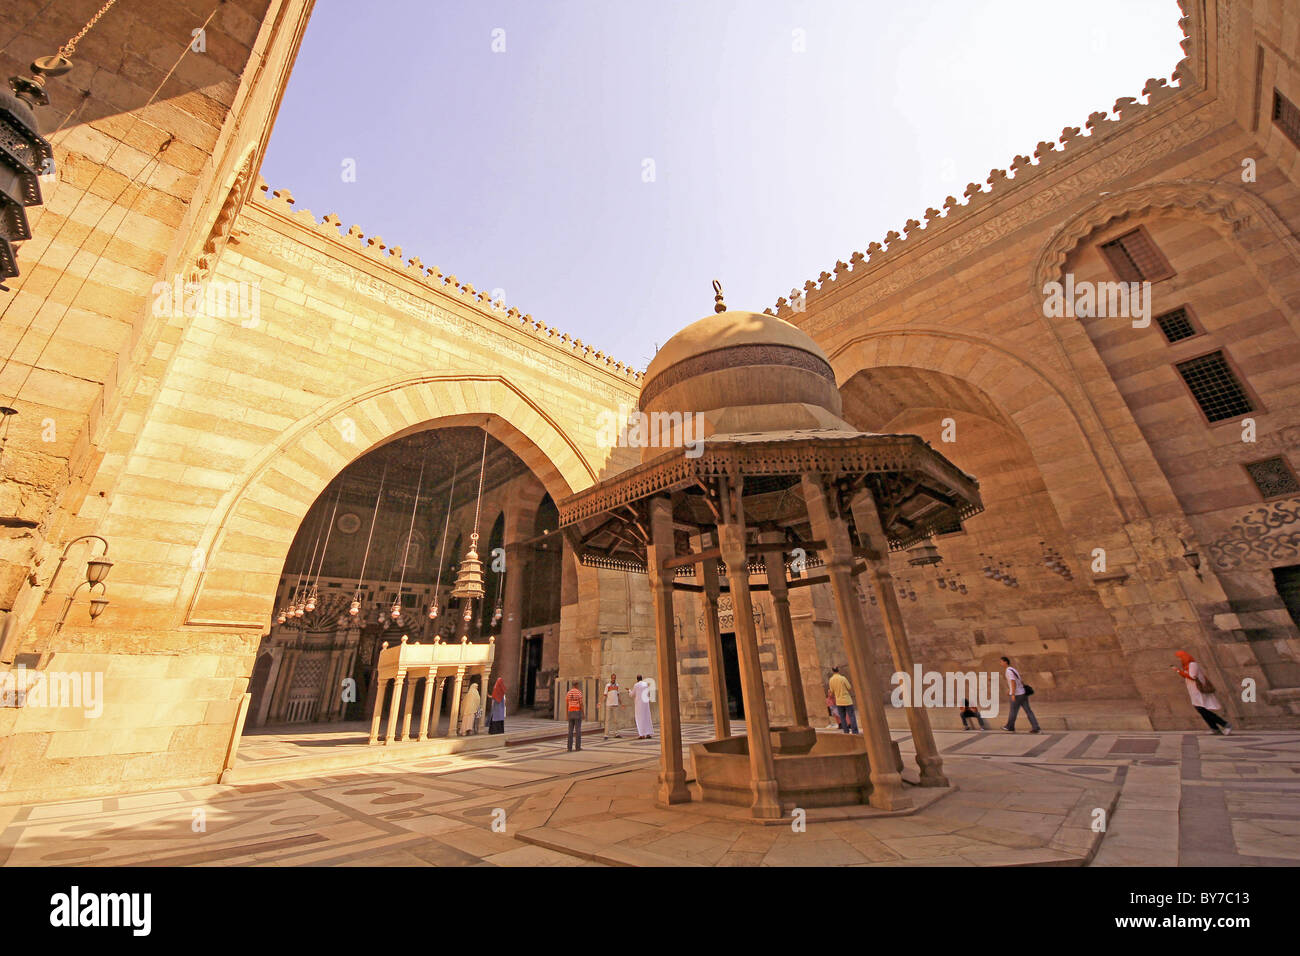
[{"x1": 1, "y1": 726, "x2": 1297, "y2": 866}]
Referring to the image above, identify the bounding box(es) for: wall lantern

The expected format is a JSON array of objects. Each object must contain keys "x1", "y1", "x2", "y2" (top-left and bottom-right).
[{"x1": 48, "y1": 535, "x2": 112, "y2": 634}]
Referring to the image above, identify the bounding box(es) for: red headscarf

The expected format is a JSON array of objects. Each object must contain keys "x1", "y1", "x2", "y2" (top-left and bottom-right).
[
  {"x1": 492, "y1": 677, "x2": 506, "y2": 702},
  {"x1": 1174, "y1": 650, "x2": 1194, "y2": 680}
]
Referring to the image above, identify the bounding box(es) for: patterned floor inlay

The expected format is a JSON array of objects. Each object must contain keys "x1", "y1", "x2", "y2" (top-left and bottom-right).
[{"x1": 1, "y1": 725, "x2": 1297, "y2": 867}]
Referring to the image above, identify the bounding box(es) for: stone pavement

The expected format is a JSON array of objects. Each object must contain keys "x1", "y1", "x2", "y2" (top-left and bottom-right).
[{"x1": 0, "y1": 724, "x2": 1296, "y2": 867}]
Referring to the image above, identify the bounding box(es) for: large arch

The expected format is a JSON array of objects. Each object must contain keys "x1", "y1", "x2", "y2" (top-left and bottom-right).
[
  {"x1": 839, "y1": 364, "x2": 1146, "y2": 706},
  {"x1": 1032, "y1": 179, "x2": 1300, "y2": 338},
  {"x1": 828, "y1": 328, "x2": 1138, "y2": 541},
  {"x1": 181, "y1": 374, "x2": 599, "y2": 628}
]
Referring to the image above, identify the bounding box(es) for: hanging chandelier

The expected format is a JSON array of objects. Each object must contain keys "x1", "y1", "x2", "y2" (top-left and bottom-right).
[{"x1": 450, "y1": 426, "x2": 490, "y2": 627}]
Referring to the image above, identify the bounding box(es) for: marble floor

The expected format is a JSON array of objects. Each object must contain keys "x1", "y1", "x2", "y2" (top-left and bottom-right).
[{"x1": 0, "y1": 724, "x2": 1296, "y2": 867}]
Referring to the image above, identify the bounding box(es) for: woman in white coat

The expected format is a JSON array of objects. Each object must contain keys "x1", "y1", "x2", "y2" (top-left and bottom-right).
[{"x1": 1174, "y1": 650, "x2": 1231, "y2": 735}]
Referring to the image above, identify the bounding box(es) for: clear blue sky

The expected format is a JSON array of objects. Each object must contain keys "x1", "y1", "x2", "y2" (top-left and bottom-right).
[{"x1": 260, "y1": 0, "x2": 1186, "y2": 370}]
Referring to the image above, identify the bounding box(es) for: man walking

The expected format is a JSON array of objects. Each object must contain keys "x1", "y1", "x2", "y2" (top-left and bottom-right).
[
  {"x1": 565, "y1": 681, "x2": 585, "y2": 752},
  {"x1": 603, "y1": 673, "x2": 623, "y2": 739},
  {"x1": 1001, "y1": 656, "x2": 1040, "y2": 734},
  {"x1": 828, "y1": 666, "x2": 858, "y2": 734}
]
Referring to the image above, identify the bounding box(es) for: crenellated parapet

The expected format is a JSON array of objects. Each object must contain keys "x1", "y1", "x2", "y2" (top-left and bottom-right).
[
  {"x1": 249, "y1": 181, "x2": 645, "y2": 385},
  {"x1": 767, "y1": 0, "x2": 1201, "y2": 321}
]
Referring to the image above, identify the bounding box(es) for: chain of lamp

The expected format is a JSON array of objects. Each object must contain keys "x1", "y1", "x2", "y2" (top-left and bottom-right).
[{"x1": 59, "y1": 0, "x2": 121, "y2": 59}]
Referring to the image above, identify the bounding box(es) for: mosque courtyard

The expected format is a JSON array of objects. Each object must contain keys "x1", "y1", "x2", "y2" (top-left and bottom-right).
[{"x1": 3, "y1": 723, "x2": 1297, "y2": 868}]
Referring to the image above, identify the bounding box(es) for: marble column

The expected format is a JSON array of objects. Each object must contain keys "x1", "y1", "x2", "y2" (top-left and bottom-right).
[
  {"x1": 272, "y1": 647, "x2": 299, "y2": 722},
  {"x1": 447, "y1": 665, "x2": 467, "y2": 737},
  {"x1": 417, "y1": 670, "x2": 436, "y2": 740},
  {"x1": 850, "y1": 490, "x2": 949, "y2": 787},
  {"x1": 496, "y1": 542, "x2": 526, "y2": 706},
  {"x1": 253, "y1": 645, "x2": 284, "y2": 728},
  {"x1": 383, "y1": 671, "x2": 406, "y2": 745},
  {"x1": 400, "y1": 670, "x2": 418, "y2": 741},
  {"x1": 697, "y1": 530, "x2": 732, "y2": 739},
  {"x1": 431, "y1": 675, "x2": 448, "y2": 737},
  {"x1": 801, "y1": 475, "x2": 910, "y2": 811},
  {"x1": 759, "y1": 527, "x2": 809, "y2": 728},
  {"x1": 368, "y1": 677, "x2": 386, "y2": 745},
  {"x1": 716, "y1": 476, "x2": 781, "y2": 819},
  {"x1": 337, "y1": 639, "x2": 359, "y2": 722},
  {"x1": 317, "y1": 648, "x2": 341, "y2": 720},
  {"x1": 647, "y1": 495, "x2": 690, "y2": 805}
]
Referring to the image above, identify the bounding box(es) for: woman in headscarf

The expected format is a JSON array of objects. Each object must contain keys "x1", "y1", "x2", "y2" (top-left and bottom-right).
[
  {"x1": 1173, "y1": 650, "x2": 1231, "y2": 735},
  {"x1": 488, "y1": 677, "x2": 507, "y2": 735},
  {"x1": 459, "y1": 678, "x2": 481, "y2": 736}
]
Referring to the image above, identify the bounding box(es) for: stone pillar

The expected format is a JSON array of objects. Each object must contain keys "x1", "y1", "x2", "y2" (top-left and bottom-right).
[
  {"x1": 801, "y1": 475, "x2": 910, "y2": 811},
  {"x1": 697, "y1": 530, "x2": 732, "y2": 739},
  {"x1": 272, "y1": 647, "x2": 299, "y2": 722},
  {"x1": 496, "y1": 542, "x2": 526, "y2": 706},
  {"x1": 447, "y1": 665, "x2": 467, "y2": 736},
  {"x1": 400, "y1": 669, "x2": 418, "y2": 741},
  {"x1": 383, "y1": 671, "x2": 406, "y2": 745},
  {"x1": 253, "y1": 645, "x2": 284, "y2": 728},
  {"x1": 368, "y1": 677, "x2": 386, "y2": 745},
  {"x1": 417, "y1": 671, "x2": 436, "y2": 740},
  {"x1": 431, "y1": 674, "x2": 448, "y2": 737},
  {"x1": 759, "y1": 527, "x2": 809, "y2": 728},
  {"x1": 317, "y1": 648, "x2": 341, "y2": 719},
  {"x1": 716, "y1": 476, "x2": 781, "y2": 819},
  {"x1": 337, "y1": 639, "x2": 359, "y2": 721},
  {"x1": 647, "y1": 495, "x2": 690, "y2": 805},
  {"x1": 850, "y1": 490, "x2": 949, "y2": 787}
]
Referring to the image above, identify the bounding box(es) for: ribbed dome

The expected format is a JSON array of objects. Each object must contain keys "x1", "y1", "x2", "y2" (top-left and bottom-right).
[
  {"x1": 635, "y1": 309, "x2": 846, "y2": 460},
  {"x1": 643, "y1": 310, "x2": 832, "y2": 384}
]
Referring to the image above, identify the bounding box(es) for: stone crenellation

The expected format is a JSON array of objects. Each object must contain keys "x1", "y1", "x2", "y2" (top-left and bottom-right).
[
  {"x1": 253, "y1": 181, "x2": 645, "y2": 384},
  {"x1": 768, "y1": 1, "x2": 1199, "y2": 320}
]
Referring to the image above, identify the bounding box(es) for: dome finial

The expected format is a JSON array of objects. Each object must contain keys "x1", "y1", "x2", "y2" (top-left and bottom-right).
[{"x1": 712, "y1": 279, "x2": 726, "y2": 314}]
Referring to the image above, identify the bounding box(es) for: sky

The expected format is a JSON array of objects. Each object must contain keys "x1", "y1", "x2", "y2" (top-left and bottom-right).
[{"x1": 260, "y1": 0, "x2": 1188, "y2": 371}]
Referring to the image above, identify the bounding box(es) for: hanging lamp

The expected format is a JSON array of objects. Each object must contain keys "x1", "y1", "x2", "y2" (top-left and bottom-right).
[
  {"x1": 278, "y1": 501, "x2": 329, "y2": 624},
  {"x1": 450, "y1": 426, "x2": 490, "y2": 625},
  {"x1": 391, "y1": 449, "x2": 428, "y2": 620},
  {"x1": 349, "y1": 464, "x2": 388, "y2": 618},
  {"x1": 429, "y1": 450, "x2": 460, "y2": 620},
  {"x1": 305, "y1": 487, "x2": 341, "y2": 616}
]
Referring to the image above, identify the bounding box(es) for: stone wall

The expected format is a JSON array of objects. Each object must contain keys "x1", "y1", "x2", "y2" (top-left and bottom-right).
[
  {"x1": 777, "y1": 0, "x2": 1300, "y2": 728},
  {"x1": 1, "y1": 160, "x2": 650, "y2": 801}
]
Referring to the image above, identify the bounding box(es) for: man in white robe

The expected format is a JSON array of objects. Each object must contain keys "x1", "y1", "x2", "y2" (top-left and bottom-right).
[{"x1": 631, "y1": 674, "x2": 653, "y2": 739}]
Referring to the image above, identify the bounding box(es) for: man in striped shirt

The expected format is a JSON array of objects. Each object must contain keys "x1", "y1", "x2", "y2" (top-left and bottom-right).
[{"x1": 565, "y1": 682, "x2": 585, "y2": 752}]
